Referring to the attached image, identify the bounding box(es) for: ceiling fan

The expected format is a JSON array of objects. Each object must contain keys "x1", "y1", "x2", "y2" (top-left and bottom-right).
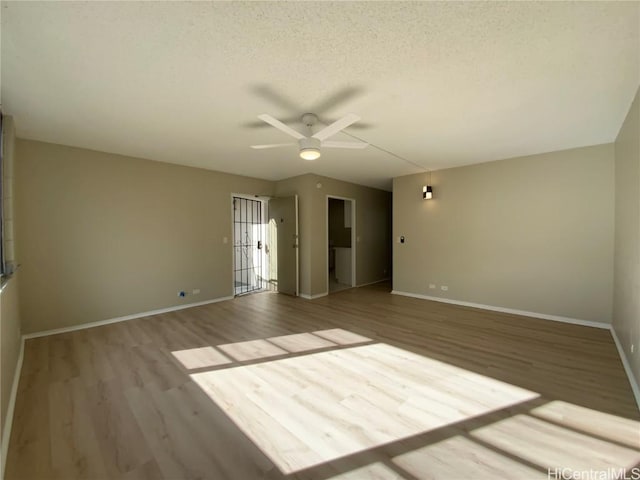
[{"x1": 251, "y1": 113, "x2": 368, "y2": 160}]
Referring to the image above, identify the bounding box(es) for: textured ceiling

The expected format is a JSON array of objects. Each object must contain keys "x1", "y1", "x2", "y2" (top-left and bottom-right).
[{"x1": 1, "y1": 1, "x2": 638, "y2": 190}]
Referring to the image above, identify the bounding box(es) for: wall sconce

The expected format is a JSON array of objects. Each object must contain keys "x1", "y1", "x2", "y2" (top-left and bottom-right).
[{"x1": 423, "y1": 170, "x2": 433, "y2": 200}]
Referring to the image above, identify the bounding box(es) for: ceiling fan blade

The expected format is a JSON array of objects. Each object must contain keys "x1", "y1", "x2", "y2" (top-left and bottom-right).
[
  {"x1": 257, "y1": 114, "x2": 306, "y2": 140},
  {"x1": 312, "y1": 113, "x2": 361, "y2": 141},
  {"x1": 322, "y1": 141, "x2": 369, "y2": 149},
  {"x1": 250, "y1": 143, "x2": 295, "y2": 149}
]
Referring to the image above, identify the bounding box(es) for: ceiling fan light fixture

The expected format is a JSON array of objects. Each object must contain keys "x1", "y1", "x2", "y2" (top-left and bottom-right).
[
  {"x1": 300, "y1": 148, "x2": 321, "y2": 161},
  {"x1": 252, "y1": 112, "x2": 365, "y2": 161},
  {"x1": 299, "y1": 136, "x2": 321, "y2": 160}
]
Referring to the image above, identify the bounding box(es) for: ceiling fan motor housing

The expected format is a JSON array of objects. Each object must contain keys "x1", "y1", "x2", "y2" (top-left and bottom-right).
[
  {"x1": 299, "y1": 137, "x2": 321, "y2": 150},
  {"x1": 299, "y1": 137, "x2": 321, "y2": 160},
  {"x1": 302, "y1": 113, "x2": 318, "y2": 127}
]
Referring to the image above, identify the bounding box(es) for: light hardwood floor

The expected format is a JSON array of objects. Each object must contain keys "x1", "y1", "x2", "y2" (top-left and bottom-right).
[{"x1": 5, "y1": 283, "x2": 640, "y2": 479}]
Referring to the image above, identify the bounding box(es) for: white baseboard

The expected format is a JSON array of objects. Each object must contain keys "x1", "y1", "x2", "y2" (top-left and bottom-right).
[
  {"x1": 304, "y1": 278, "x2": 389, "y2": 299},
  {"x1": 1, "y1": 336, "x2": 24, "y2": 479},
  {"x1": 23, "y1": 295, "x2": 235, "y2": 339},
  {"x1": 610, "y1": 327, "x2": 640, "y2": 411},
  {"x1": 390, "y1": 290, "x2": 610, "y2": 330},
  {"x1": 300, "y1": 292, "x2": 328, "y2": 300},
  {"x1": 356, "y1": 278, "x2": 390, "y2": 288}
]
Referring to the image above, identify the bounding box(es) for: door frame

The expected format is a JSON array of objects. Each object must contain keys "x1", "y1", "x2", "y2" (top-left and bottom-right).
[
  {"x1": 230, "y1": 193, "x2": 268, "y2": 296},
  {"x1": 293, "y1": 195, "x2": 300, "y2": 296},
  {"x1": 326, "y1": 195, "x2": 356, "y2": 293}
]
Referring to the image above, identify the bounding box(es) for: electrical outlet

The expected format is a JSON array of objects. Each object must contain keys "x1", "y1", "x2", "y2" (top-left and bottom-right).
[
  {"x1": 223, "y1": 236, "x2": 228, "y2": 244},
  {"x1": 429, "y1": 284, "x2": 436, "y2": 289},
  {"x1": 632, "y1": 344, "x2": 635, "y2": 354},
  {"x1": 441, "y1": 285, "x2": 448, "y2": 291},
  {"x1": 192, "y1": 289, "x2": 200, "y2": 295}
]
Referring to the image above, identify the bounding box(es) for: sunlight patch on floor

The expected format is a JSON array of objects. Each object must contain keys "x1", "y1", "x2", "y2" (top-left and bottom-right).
[
  {"x1": 326, "y1": 461, "x2": 402, "y2": 479},
  {"x1": 191, "y1": 343, "x2": 538, "y2": 474},
  {"x1": 393, "y1": 435, "x2": 546, "y2": 479},
  {"x1": 470, "y1": 412, "x2": 640, "y2": 472},
  {"x1": 529, "y1": 400, "x2": 640, "y2": 448},
  {"x1": 268, "y1": 332, "x2": 336, "y2": 352},
  {"x1": 218, "y1": 338, "x2": 288, "y2": 361},
  {"x1": 172, "y1": 329, "x2": 372, "y2": 370},
  {"x1": 171, "y1": 346, "x2": 232, "y2": 370},
  {"x1": 313, "y1": 328, "x2": 371, "y2": 345}
]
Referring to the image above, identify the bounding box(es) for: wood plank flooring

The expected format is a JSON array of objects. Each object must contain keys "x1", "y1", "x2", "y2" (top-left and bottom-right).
[{"x1": 5, "y1": 283, "x2": 640, "y2": 479}]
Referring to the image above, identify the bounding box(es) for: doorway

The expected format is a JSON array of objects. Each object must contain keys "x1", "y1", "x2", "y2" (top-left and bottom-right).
[
  {"x1": 327, "y1": 196, "x2": 356, "y2": 293},
  {"x1": 232, "y1": 196, "x2": 265, "y2": 296}
]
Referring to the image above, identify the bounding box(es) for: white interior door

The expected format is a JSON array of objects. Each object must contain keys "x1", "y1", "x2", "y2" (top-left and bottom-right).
[{"x1": 268, "y1": 195, "x2": 299, "y2": 296}]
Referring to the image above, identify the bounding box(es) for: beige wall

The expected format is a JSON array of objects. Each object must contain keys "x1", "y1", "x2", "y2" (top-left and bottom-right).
[
  {"x1": 16, "y1": 139, "x2": 274, "y2": 334},
  {"x1": 613, "y1": 85, "x2": 640, "y2": 389},
  {"x1": 1, "y1": 116, "x2": 21, "y2": 451},
  {"x1": 15, "y1": 141, "x2": 392, "y2": 332},
  {"x1": 275, "y1": 174, "x2": 392, "y2": 297},
  {"x1": 393, "y1": 144, "x2": 615, "y2": 323}
]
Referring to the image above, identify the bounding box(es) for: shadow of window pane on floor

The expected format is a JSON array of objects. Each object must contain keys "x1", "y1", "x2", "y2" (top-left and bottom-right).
[{"x1": 171, "y1": 329, "x2": 640, "y2": 479}]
